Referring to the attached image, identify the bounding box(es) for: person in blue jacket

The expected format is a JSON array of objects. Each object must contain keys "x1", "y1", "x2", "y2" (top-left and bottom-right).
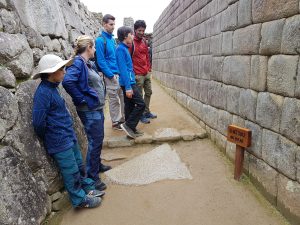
[
  {"x1": 63, "y1": 35, "x2": 109, "y2": 191},
  {"x1": 116, "y1": 26, "x2": 146, "y2": 139},
  {"x1": 95, "y1": 14, "x2": 125, "y2": 130},
  {"x1": 32, "y1": 54, "x2": 104, "y2": 209}
]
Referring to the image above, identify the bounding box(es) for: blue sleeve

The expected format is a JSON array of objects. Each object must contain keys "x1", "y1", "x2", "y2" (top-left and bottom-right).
[
  {"x1": 95, "y1": 37, "x2": 114, "y2": 78},
  {"x1": 62, "y1": 63, "x2": 85, "y2": 105},
  {"x1": 116, "y1": 48, "x2": 132, "y2": 91},
  {"x1": 32, "y1": 92, "x2": 50, "y2": 139}
]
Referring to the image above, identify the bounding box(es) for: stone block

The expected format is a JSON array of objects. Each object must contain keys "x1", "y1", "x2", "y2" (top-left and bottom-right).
[
  {"x1": 0, "y1": 66, "x2": 16, "y2": 88},
  {"x1": 296, "y1": 63, "x2": 300, "y2": 98},
  {"x1": 52, "y1": 192, "x2": 70, "y2": 212},
  {"x1": 297, "y1": 151, "x2": 300, "y2": 183},
  {"x1": 233, "y1": 24, "x2": 261, "y2": 54},
  {"x1": 252, "y1": 0, "x2": 298, "y2": 23},
  {"x1": 262, "y1": 129, "x2": 297, "y2": 179},
  {"x1": 223, "y1": 56, "x2": 251, "y2": 89},
  {"x1": 210, "y1": 34, "x2": 222, "y2": 56},
  {"x1": 217, "y1": 110, "x2": 233, "y2": 136},
  {"x1": 198, "y1": 79, "x2": 209, "y2": 104},
  {"x1": 215, "y1": 131, "x2": 227, "y2": 152},
  {"x1": 50, "y1": 192, "x2": 62, "y2": 202},
  {"x1": 0, "y1": 8, "x2": 21, "y2": 34},
  {"x1": 281, "y1": 15, "x2": 300, "y2": 55},
  {"x1": 221, "y1": 2, "x2": 238, "y2": 31},
  {"x1": 267, "y1": 55, "x2": 298, "y2": 97},
  {"x1": 260, "y1": 19, "x2": 285, "y2": 55},
  {"x1": 237, "y1": 0, "x2": 252, "y2": 28},
  {"x1": 226, "y1": 141, "x2": 236, "y2": 162},
  {"x1": 245, "y1": 121, "x2": 263, "y2": 157},
  {"x1": 277, "y1": 174, "x2": 300, "y2": 225},
  {"x1": 203, "y1": 105, "x2": 218, "y2": 130},
  {"x1": 250, "y1": 56, "x2": 268, "y2": 92},
  {"x1": 233, "y1": 115, "x2": 245, "y2": 127},
  {"x1": 153, "y1": 128, "x2": 182, "y2": 142},
  {"x1": 239, "y1": 89, "x2": 257, "y2": 122},
  {"x1": 135, "y1": 133, "x2": 153, "y2": 144},
  {"x1": 249, "y1": 155, "x2": 278, "y2": 205},
  {"x1": 226, "y1": 85, "x2": 240, "y2": 114},
  {"x1": 207, "y1": 81, "x2": 227, "y2": 110},
  {"x1": 107, "y1": 136, "x2": 135, "y2": 148},
  {"x1": 256, "y1": 92, "x2": 284, "y2": 132},
  {"x1": 176, "y1": 91, "x2": 188, "y2": 108},
  {"x1": 211, "y1": 57, "x2": 224, "y2": 82},
  {"x1": 199, "y1": 55, "x2": 213, "y2": 80},
  {"x1": 280, "y1": 98, "x2": 300, "y2": 145},
  {"x1": 180, "y1": 130, "x2": 196, "y2": 141},
  {"x1": 221, "y1": 31, "x2": 233, "y2": 55}
]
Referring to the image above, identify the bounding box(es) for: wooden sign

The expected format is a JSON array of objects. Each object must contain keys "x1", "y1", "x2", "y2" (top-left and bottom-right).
[
  {"x1": 227, "y1": 125, "x2": 251, "y2": 148},
  {"x1": 227, "y1": 125, "x2": 252, "y2": 181}
]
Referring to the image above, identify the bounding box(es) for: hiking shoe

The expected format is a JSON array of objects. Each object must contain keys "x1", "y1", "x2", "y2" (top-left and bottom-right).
[
  {"x1": 140, "y1": 116, "x2": 150, "y2": 124},
  {"x1": 95, "y1": 180, "x2": 107, "y2": 191},
  {"x1": 112, "y1": 122, "x2": 123, "y2": 131},
  {"x1": 78, "y1": 196, "x2": 101, "y2": 208},
  {"x1": 87, "y1": 190, "x2": 105, "y2": 198},
  {"x1": 134, "y1": 129, "x2": 144, "y2": 137},
  {"x1": 99, "y1": 164, "x2": 112, "y2": 173},
  {"x1": 145, "y1": 112, "x2": 157, "y2": 119},
  {"x1": 120, "y1": 123, "x2": 136, "y2": 139}
]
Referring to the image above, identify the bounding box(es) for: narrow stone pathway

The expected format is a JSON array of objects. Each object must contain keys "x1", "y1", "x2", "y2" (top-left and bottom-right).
[{"x1": 61, "y1": 80, "x2": 289, "y2": 225}]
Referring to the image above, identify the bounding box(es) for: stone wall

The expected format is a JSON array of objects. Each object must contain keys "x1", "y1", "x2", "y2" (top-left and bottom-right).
[
  {"x1": 0, "y1": 0, "x2": 102, "y2": 224},
  {"x1": 152, "y1": 0, "x2": 300, "y2": 224}
]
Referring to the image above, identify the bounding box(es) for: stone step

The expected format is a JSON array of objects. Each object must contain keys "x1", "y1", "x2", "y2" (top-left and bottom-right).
[{"x1": 103, "y1": 127, "x2": 208, "y2": 149}]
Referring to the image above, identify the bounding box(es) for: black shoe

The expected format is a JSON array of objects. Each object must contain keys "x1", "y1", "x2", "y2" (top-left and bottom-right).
[
  {"x1": 120, "y1": 123, "x2": 136, "y2": 139},
  {"x1": 99, "y1": 164, "x2": 112, "y2": 173},
  {"x1": 95, "y1": 180, "x2": 107, "y2": 191}
]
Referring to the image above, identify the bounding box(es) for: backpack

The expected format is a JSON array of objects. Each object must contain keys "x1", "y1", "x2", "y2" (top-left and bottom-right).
[{"x1": 94, "y1": 35, "x2": 107, "y2": 72}]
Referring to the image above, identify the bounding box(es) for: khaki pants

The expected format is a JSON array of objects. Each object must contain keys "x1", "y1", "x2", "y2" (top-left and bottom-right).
[
  {"x1": 135, "y1": 73, "x2": 152, "y2": 114},
  {"x1": 104, "y1": 76, "x2": 124, "y2": 124}
]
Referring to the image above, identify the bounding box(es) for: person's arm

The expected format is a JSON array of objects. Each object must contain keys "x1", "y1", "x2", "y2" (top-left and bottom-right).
[
  {"x1": 62, "y1": 63, "x2": 86, "y2": 105},
  {"x1": 32, "y1": 92, "x2": 51, "y2": 139},
  {"x1": 116, "y1": 48, "x2": 132, "y2": 96},
  {"x1": 95, "y1": 37, "x2": 114, "y2": 78}
]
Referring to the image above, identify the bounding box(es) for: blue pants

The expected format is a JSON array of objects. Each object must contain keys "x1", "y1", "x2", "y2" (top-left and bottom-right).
[
  {"x1": 53, "y1": 144, "x2": 95, "y2": 207},
  {"x1": 77, "y1": 110, "x2": 105, "y2": 183}
]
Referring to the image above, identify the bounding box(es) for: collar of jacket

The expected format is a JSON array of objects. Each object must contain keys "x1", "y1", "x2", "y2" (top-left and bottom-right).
[
  {"x1": 120, "y1": 42, "x2": 129, "y2": 48},
  {"x1": 102, "y1": 31, "x2": 114, "y2": 39},
  {"x1": 41, "y1": 79, "x2": 60, "y2": 88}
]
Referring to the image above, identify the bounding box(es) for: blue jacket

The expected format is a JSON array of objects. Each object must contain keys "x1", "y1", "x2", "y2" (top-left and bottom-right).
[
  {"x1": 95, "y1": 31, "x2": 119, "y2": 78},
  {"x1": 116, "y1": 42, "x2": 136, "y2": 90},
  {"x1": 32, "y1": 80, "x2": 77, "y2": 155},
  {"x1": 63, "y1": 56, "x2": 99, "y2": 110}
]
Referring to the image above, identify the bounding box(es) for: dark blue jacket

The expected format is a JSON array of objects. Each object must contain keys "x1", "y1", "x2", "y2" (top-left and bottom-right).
[
  {"x1": 116, "y1": 42, "x2": 136, "y2": 90},
  {"x1": 62, "y1": 56, "x2": 99, "y2": 110},
  {"x1": 95, "y1": 31, "x2": 119, "y2": 78},
  {"x1": 32, "y1": 80, "x2": 77, "y2": 155}
]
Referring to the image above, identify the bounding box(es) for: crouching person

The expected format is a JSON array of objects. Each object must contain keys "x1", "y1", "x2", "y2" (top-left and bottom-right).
[
  {"x1": 116, "y1": 26, "x2": 146, "y2": 139},
  {"x1": 32, "y1": 54, "x2": 104, "y2": 208}
]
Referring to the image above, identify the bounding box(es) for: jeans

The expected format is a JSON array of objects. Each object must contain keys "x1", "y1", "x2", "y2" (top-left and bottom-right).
[
  {"x1": 77, "y1": 110, "x2": 105, "y2": 182},
  {"x1": 135, "y1": 73, "x2": 152, "y2": 114},
  {"x1": 121, "y1": 84, "x2": 145, "y2": 131},
  {"x1": 53, "y1": 144, "x2": 95, "y2": 207}
]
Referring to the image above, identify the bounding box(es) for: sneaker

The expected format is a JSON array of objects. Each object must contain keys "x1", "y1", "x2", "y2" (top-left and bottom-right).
[
  {"x1": 87, "y1": 190, "x2": 105, "y2": 198},
  {"x1": 140, "y1": 116, "x2": 150, "y2": 124},
  {"x1": 112, "y1": 122, "x2": 123, "y2": 131},
  {"x1": 145, "y1": 112, "x2": 157, "y2": 119},
  {"x1": 134, "y1": 129, "x2": 144, "y2": 137},
  {"x1": 78, "y1": 195, "x2": 101, "y2": 208},
  {"x1": 95, "y1": 180, "x2": 107, "y2": 191},
  {"x1": 120, "y1": 123, "x2": 136, "y2": 139},
  {"x1": 99, "y1": 164, "x2": 112, "y2": 173}
]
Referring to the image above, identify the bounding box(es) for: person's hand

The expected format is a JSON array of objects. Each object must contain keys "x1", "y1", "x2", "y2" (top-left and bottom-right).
[{"x1": 126, "y1": 90, "x2": 133, "y2": 99}]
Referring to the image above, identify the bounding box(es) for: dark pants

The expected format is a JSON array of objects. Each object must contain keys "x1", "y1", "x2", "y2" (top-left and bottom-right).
[
  {"x1": 121, "y1": 84, "x2": 145, "y2": 131},
  {"x1": 53, "y1": 144, "x2": 95, "y2": 207},
  {"x1": 77, "y1": 110, "x2": 104, "y2": 183}
]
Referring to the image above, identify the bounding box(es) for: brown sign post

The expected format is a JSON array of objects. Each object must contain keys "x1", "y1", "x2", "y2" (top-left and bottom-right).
[{"x1": 227, "y1": 125, "x2": 252, "y2": 181}]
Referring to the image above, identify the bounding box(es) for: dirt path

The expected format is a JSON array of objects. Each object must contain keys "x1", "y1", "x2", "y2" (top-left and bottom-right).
[{"x1": 61, "y1": 80, "x2": 289, "y2": 225}]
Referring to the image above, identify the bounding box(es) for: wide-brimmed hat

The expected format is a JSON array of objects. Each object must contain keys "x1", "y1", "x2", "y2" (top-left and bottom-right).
[{"x1": 32, "y1": 54, "x2": 73, "y2": 79}]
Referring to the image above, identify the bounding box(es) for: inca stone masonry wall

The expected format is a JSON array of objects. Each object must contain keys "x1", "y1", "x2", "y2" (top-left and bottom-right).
[
  {"x1": 152, "y1": 0, "x2": 300, "y2": 224},
  {"x1": 0, "y1": 0, "x2": 102, "y2": 224}
]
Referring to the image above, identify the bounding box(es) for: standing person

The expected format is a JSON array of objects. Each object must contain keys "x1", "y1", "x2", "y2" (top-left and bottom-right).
[
  {"x1": 63, "y1": 35, "x2": 109, "y2": 192},
  {"x1": 32, "y1": 54, "x2": 104, "y2": 209},
  {"x1": 130, "y1": 20, "x2": 157, "y2": 124},
  {"x1": 95, "y1": 14, "x2": 125, "y2": 130},
  {"x1": 116, "y1": 26, "x2": 145, "y2": 139}
]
